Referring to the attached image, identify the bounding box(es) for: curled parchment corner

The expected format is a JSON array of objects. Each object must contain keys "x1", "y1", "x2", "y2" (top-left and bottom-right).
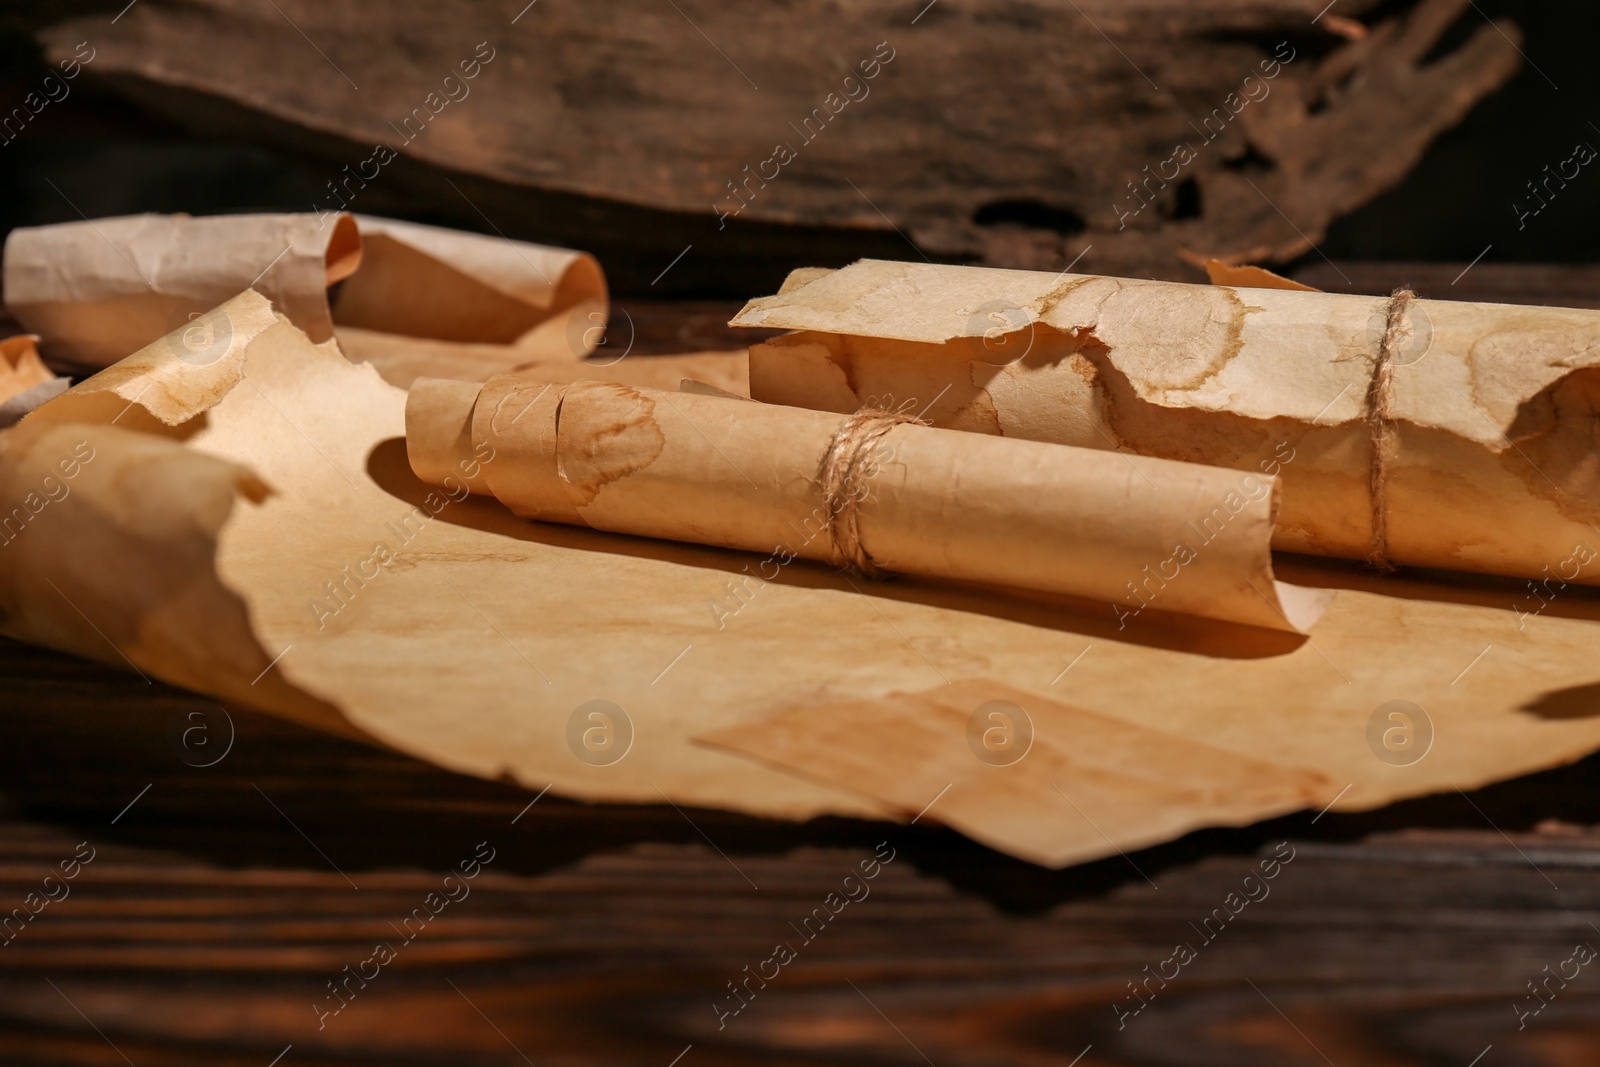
[
  {"x1": 0, "y1": 414, "x2": 362, "y2": 743},
  {"x1": 1199, "y1": 259, "x2": 1320, "y2": 292},
  {"x1": 0, "y1": 336, "x2": 69, "y2": 428}
]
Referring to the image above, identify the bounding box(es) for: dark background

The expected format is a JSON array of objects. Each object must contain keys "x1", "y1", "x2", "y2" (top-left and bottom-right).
[{"x1": 0, "y1": 0, "x2": 1595, "y2": 294}]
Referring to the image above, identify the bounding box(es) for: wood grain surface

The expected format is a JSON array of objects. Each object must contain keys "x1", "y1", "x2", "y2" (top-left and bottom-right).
[{"x1": 4, "y1": 620, "x2": 1600, "y2": 1065}]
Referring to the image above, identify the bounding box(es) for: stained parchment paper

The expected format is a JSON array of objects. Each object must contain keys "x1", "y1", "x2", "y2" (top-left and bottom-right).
[
  {"x1": 6, "y1": 290, "x2": 1600, "y2": 866},
  {"x1": 735, "y1": 260, "x2": 1600, "y2": 586},
  {"x1": 407, "y1": 376, "x2": 1329, "y2": 633}
]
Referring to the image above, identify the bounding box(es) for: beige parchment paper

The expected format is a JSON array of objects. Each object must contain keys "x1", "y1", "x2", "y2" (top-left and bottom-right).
[
  {"x1": 8, "y1": 289, "x2": 1600, "y2": 867},
  {"x1": 700, "y1": 679, "x2": 1335, "y2": 868},
  {"x1": 734, "y1": 260, "x2": 1600, "y2": 587},
  {"x1": 336, "y1": 332, "x2": 749, "y2": 394},
  {"x1": 1202, "y1": 259, "x2": 1318, "y2": 292},
  {"x1": 406, "y1": 376, "x2": 1329, "y2": 633},
  {"x1": 0, "y1": 336, "x2": 68, "y2": 427},
  {"x1": 331, "y1": 215, "x2": 605, "y2": 350},
  {"x1": 2, "y1": 212, "x2": 605, "y2": 384},
  {"x1": 3, "y1": 212, "x2": 362, "y2": 364},
  {"x1": 526, "y1": 350, "x2": 748, "y2": 397}
]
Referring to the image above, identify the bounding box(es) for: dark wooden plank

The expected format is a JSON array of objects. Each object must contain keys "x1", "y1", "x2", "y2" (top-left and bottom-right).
[
  {"x1": 1293, "y1": 260, "x2": 1600, "y2": 308},
  {"x1": 604, "y1": 300, "x2": 781, "y2": 356},
  {"x1": 5, "y1": 633, "x2": 1600, "y2": 1065}
]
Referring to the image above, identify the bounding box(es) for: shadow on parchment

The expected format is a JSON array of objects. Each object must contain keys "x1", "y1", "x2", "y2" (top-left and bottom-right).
[
  {"x1": 364, "y1": 435, "x2": 1310, "y2": 661},
  {"x1": 1522, "y1": 682, "x2": 1600, "y2": 720},
  {"x1": 369, "y1": 434, "x2": 1600, "y2": 660},
  {"x1": 1274, "y1": 551, "x2": 1600, "y2": 624}
]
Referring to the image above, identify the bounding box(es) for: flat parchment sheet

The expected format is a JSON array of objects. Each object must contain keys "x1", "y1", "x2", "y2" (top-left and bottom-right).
[
  {"x1": 2, "y1": 212, "x2": 605, "y2": 384},
  {"x1": 734, "y1": 260, "x2": 1600, "y2": 585},
  {"x1": 8, "y1": 290, "x2": 1600, "y2": 867},
  {"x1": 700, "y1": 680, "x2": 1334, "y2": 867},
  {"x1": 407, "y1": 377, "x2": 1328, "y2": 632}
]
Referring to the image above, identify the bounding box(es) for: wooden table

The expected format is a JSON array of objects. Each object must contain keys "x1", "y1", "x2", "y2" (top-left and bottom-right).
[{"x1": 4, "y1": 265, "x2": 1600, "y2": 1066}]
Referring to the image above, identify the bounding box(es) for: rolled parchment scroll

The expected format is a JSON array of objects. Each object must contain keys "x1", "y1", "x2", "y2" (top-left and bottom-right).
[
  {"x1": 2, "y1": 213, "x2": 605, "y2": 375},
  {"x1": 406, "y1": 375, "x2": 1329, "y2": 633},
  {"x1": 3, "y1": 213, "x2": 363, "y2": 363},
  {"x1": 733, "y1": 260, "x2": 1600, "y2": 586}
]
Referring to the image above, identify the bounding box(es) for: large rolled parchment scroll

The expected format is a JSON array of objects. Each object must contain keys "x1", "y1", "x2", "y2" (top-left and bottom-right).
[
  {"x1": 407, "y1": 375, "x2": 1329, "y2": 633},
  {"x1": 733, "y1": 260, "x2": 1600, "y2": 586}
]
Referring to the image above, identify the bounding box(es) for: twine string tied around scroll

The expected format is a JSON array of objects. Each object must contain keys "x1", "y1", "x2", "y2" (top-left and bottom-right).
[
  {"x1": 1364, "y1": 287, "x2": 1415, "y2": 573},
  {"x1": 817, "y1": 399, "x2": 925, "y2": 577}
]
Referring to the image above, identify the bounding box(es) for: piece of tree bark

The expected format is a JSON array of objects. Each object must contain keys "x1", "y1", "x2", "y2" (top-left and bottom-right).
[{"x1": 36, "y1": 0, "x2": 1517, "y2": 285}]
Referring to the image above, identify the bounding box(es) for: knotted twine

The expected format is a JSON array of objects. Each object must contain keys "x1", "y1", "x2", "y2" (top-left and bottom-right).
[
  {"x1": 816, "y1": 404, "x2": 925, "y2": 576},
  {"x1": 817, "y1": 291, "x2": 1416, "y2": 576},
  {"x1": 1363, "y1": 287, "x2": 1416, "y2": 573}
]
